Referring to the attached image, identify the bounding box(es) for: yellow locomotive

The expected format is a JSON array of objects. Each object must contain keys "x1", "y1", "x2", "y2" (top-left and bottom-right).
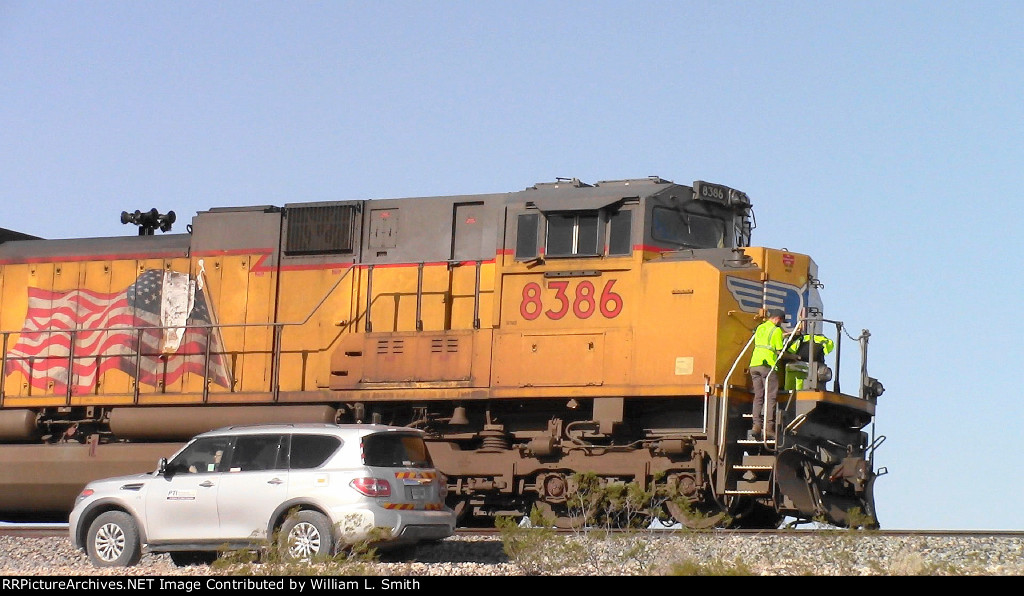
[{"x1": 0, "y1": 176, "x2": 884, "y2": 527}]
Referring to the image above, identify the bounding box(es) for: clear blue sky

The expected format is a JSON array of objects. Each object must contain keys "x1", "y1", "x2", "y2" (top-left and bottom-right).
[{"x1": 2, "y1": 2, "x2": 1020, "y2": 530}]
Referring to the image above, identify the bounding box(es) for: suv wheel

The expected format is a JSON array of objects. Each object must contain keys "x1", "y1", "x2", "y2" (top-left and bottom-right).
[
  {"x1": 279, "y1": 511, "x2": 334, "y2": 561},
  {"x1": 86, "y1": 511, "x2": 142, "y2": 567}
]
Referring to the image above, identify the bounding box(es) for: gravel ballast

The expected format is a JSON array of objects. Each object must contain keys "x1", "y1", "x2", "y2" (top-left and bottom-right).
[{"x1": 2, "y1": 533, "x2": 1022, "y2": 576}]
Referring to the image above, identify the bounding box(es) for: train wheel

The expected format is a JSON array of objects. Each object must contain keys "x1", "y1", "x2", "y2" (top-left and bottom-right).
[{"x1": 664, "y1": 501, "x2": 728, "y2": 529}]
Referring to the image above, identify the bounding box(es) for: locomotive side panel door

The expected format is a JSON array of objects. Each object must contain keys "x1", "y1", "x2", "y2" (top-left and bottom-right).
[
  {"x1": 17, "y1": 261, "x2": 58, "y2": 400},
  {"x1": 0, "y1": 262, "x2": 30, "y2": 399},
  {"x1": 190, "y1": 207, "x2": 290, "y2": 400},
  {"x1": 452, "y1": 202, "x2": 487, "y2": 262},
  {"x1": 79, "y1": 259, "x2": 116, "y2": 399},
  {"x1": 211, "y1": 253, "x2": 278, "y2": 397},
  {"x1": 451, "y1": 202, "x2": 496, "y2": 331},
  {"x1": 276, "y1": 202, "x2": 361, "y2": 393},
  {"x1": 157, "y1": 256, "x2": 200, "y2": 397},
  {"x1": 130, "y1": 257, "x2": 171, "y2": 400},
  {"x1": 493, "y1": 203, "x2": 635, "y2": 392}
]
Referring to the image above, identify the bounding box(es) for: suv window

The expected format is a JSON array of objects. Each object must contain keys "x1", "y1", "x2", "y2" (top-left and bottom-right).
[
  {"x1": 289, "y1": 434, "x2": 342, "y2": 469},
  {"x1": 169, "y1": 436, "x2": 233, "y2": 475},
  {"x1": 228, "y1": 434, "x2": 286, "y2": 472},
  {"x1": 362, "y1": 433, "x2": 432, "y2": 468}
]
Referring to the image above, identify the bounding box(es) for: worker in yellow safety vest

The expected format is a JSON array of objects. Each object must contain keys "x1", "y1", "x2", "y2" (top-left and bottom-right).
[
  {"x1": 784, "y1": 328, "x2": 835, "y2": 390},
  {"x1": 788, "y1": 332, "x2": 835, "y2": 362},
  {"x1": 748, "y1": 308, "x2": 787, "y2": 441}
]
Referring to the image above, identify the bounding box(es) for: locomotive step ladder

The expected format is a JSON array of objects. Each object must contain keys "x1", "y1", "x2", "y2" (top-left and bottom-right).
[
  {"x1": 739, "y1": 413, "x2": 777, "y2": 445},
  {"x1": 725, "y1": 454, "x2": 775, "y2": 496}
]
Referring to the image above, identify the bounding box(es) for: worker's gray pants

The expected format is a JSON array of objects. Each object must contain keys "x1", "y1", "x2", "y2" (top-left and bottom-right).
[{"x1": 749, "y1": 365, "x2": 778, "y2": 432}]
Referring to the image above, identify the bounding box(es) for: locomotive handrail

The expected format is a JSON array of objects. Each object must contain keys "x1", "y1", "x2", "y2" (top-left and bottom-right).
[
  {"x1": 784, "y1": 413, "x2": 809, "y2": 435},
  {"x1": 286, "y1": 262, "x2": 357, "y2": 327},
  {"x1": 0, "y1": 334, "x2": 6, "y2": 407},
  {"x1": 133, "y1": 328, "x2": 143, "y2": 404},
  {"x1": 717, "y1": 330, "x2": 757, "y2": 460},
  {"x1": 368, "y1": 259, "x2": 484, "y2": 332},
  {"x1": 720, "y1": 302, "x2": 805, "y2": 456},
  {"x1": 0, "y1": 258, "x2": 491, "y2": 401},
  {"x1": 416, "y1": 263, "x2": 424, "y2": 331},
  {"x1": 0, "y1": 265, "x2": 358, "y2": 403},
  {"x1": 0, "y1": 262, "x2": 356, "y2": 337}
]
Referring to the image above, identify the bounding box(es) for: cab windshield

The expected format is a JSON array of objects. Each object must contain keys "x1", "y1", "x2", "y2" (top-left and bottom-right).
[{"x1": 651, "y1": 206, "x2": 726, "y2": 249}]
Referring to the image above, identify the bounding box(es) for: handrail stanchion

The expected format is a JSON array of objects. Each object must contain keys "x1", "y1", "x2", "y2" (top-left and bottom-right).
[
  {"x1": 365, "y1": 265, "x2": 374, "y2": 333},
  {"x1": 833, "y1": 322, "x2": 843, "y2": 394},
  {"x1": 203, "y1": 326, "x2": 212, "y2": 404},
  {"x1": 416, "y1": 262, "x2": 424, "y2": 331},
  {"x1": 272, "y1": 324, "x2": 282, "y2": 402},
  {"x1": 473, "y1": 260, "x2": 481, "y2": 330},
  {"x1": 133, "y1": 328, "x2": 143, "y2": 405},
  {"x1": 718, "y1": 332, "x2": 757, "y2": 462},
  {"x1": 1, "y1": 332, "x2": 8, "y2": 406},
  {"x1": 66, "y1": 330, "x2": 76, "y2": 405}
]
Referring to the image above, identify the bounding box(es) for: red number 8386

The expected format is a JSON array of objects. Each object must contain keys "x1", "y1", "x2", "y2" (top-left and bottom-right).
[{"x1": 519, "y1": 279, "x2": 623, "y2": 321}]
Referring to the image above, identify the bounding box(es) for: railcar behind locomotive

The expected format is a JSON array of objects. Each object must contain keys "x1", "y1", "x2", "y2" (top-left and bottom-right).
[{"x1": 0, "y1": 176, "x2": 886, "y2": 528}]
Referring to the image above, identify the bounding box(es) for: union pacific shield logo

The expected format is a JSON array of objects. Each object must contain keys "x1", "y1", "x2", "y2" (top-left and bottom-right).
[{"x1": 725, "y1": 276, "x2": 807, "y2": 328}]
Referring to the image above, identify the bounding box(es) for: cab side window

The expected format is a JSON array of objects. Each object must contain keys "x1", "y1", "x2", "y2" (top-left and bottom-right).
[
  {"x1": 546, "y1": 211, "x2": 601, "y2": 257},
  {"x1": 607, "y1": 209, "x2": 632, "y2": 255},
  {"x1": 514, "y1": 213, "x2": 540, "y2": 260},
  {"x1": 227, "y1": 435, "x2": 286, "y2": 472},
  {"x1": 168, "y1": 437, "x2": 233, "y2": 475}
]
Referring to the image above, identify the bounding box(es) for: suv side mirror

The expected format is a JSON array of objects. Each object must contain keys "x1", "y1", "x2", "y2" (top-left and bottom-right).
[{"x1": 156, "y1": 458, "x2": 167, "y2": 476}]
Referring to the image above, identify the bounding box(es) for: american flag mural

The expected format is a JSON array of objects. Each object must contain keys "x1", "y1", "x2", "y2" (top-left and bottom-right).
[{"x1": 3, "y1": 269, "x2": 232, "y2": 394}]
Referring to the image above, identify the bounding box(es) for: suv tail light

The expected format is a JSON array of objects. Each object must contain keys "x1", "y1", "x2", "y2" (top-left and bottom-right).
[{"x1": 350, "y1": 477, "x2": 392, "y2": 497}]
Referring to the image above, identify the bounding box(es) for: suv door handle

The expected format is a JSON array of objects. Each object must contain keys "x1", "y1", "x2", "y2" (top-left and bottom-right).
[
  {"x1": 199, "y1": 481, "x2": 214, "y2": 488},
  {"x1": 267, "y1": 478, "x2": 284, "y2": 485}
]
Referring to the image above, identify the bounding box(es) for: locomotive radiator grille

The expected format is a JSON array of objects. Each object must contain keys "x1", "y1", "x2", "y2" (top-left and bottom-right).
[{"x1": 284, "y1": 204, "x2": 356, "y2": 255}]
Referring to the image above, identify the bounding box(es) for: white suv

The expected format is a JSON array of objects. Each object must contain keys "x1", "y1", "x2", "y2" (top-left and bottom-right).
[{"x1": 69, "y1": 423, "x2": 456, "y2": 567}]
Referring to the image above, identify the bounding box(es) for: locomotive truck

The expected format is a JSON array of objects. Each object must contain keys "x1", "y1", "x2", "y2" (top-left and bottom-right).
[{"x1": 0, "y1": 176, "x2": 885, "y2": 528}]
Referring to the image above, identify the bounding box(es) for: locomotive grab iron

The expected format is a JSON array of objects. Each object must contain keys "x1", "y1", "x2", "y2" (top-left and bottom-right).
[{"x1": 0, "y1": 176, "x2": 885, "y2": 528}]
